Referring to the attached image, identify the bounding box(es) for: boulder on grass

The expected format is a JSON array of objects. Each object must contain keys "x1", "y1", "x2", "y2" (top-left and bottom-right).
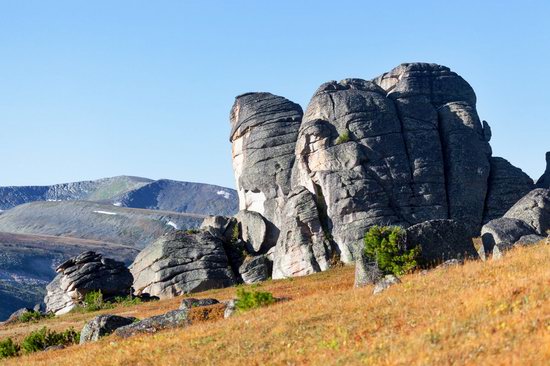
[
  {"x1": 480, "y1": 217, "x2": 536, "y2": 260},
  {"x1": 504, "y1": 188, "x2": 550, "y2": 235},
  {"x1": 130, "y1": 231, "x2": 236, "y2": 299},
  {"x1": 179, "y1": 298, "x2": 219, "y2": 311},
  {"x1": 115, "y1": 310, "x2": 189, "y2": 338},
  {"x1": 405, "y1": 220, "x2": 478, "y2": 265},
  {"x1": 354, "y1": 252, "x2": 382, "y2": 288},
  {"x1": 238, "y1": 255, "x2": 270, "y2": 284},
  {"x1": 80, "y1": 315, "x2": 137, "y2": 344},
  {"x1": 44, "y1": 251, "x2": 133, "y2": 315},
  {"x1": 373, "y1": 275, "x2": 401, "y2": 295}
]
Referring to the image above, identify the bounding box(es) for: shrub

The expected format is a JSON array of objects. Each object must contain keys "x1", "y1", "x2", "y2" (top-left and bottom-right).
[
  {"x1": 364, "y1": 226, "x2": 420, "y2": 276},
  {"x1": 21, "y1": 327, "x2": 79, "y2": 354},
  {"x1": 0, "y1": 338, "x2": 19, "y2": 359},
  {"x1": 335, "y1": 130, "x2": 350, "y2": 144},
  {"x1": 235, "y1": 288, "x2": 275, "y2": 311},
  {"x1": 184, "y1": 229, "x2": 200, "y2": 234},
  {"x1": 19, "y1": 310, "x2": 53, "y2": 323},
  {"x1": 113, "y1": 295, "x2": 142, "y2": 307}
]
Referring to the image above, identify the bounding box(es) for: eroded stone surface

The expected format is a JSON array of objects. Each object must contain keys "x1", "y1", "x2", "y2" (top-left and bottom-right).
[{"x1": 130, "y1": 231, "x2": 236, "y2": 299}]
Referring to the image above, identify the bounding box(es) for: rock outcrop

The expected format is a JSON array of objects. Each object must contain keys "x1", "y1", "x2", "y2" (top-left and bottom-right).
[
  {"x1": 405, "y1": 220, "x2": 479, "y2": 264},
  {"x1": 44, "y1": 251, "x2": 133, "y2": 315},
  {"x1": 483, "y1": 157, "x2": 535, "y2": 222},
  {"x1": 230, "y1": 92, "x2": 303, "y2": 251},
  {"x1": 80, "y1": 315, "x2": 137, "y2": 344},
  {"x1": 228, "y1": 62, "x2": 533, "y2": 278},
  {"x1": 536, "y1": 152, "x2": 550, "y2": 188},
  {"x1": 481, "y1": 189, "x2": 550, "y2": 259},
  {"x1": 130, "y1": 231, "x2": 236, "y2": 299}
]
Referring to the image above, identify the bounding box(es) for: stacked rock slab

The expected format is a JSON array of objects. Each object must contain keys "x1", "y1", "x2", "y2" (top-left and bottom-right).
[
  {"x1": 230, "y1": 92, "x2": 303, "y2": 251},
  {"x1": 481, "y1": 189, "x2": 550, "y2": 258},
  {"x1": 229, "y1": 62, "x2": 534, "y2": 277},
  {"x1": 44, "y1": 251, "x2": 133, "y2": 315},
  {"x1": 130, "y1": 231, "x2": 236, "y2": 299}
]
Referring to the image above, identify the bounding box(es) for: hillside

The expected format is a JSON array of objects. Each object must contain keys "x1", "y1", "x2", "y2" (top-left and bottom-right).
[
  {"x1": 0, "y1": 201, "x2": 205, "y2": 248},
  {"x1": 0, "y1": 201, "x2": 205, "y2": 319},
  {"x1": 0, "y1": 232, "x2": 139, "y2": 320},
  {"x1": 0, "y1": 176, "x2": 238, "y2": 216},
  {"x1": 0, "y1": 243, "x2": 548, "y2": 366}
]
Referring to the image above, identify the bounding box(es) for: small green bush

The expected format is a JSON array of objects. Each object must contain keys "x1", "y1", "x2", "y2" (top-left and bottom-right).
[
  {"x1": 335, "y1": 130, "x2": 350, "y2": 144},
  {"x1": 19, "y1": 310, "x2": 53, "y2": 323},
  {"x1": 0, "y1": 338, "x2": 19, "y2": 359},
  {"x1": 364, "y1": 226, "x2": 420, "y2": 276},
  {"x1": 21, "y1": 327, "x2": 79, "y2": 354},
  {"x1": 235, "y1": 288, "x2": 275, "y2": 311},
  {"x1": 113, "y1": 295, "x2": 142, "y2": 307},
  {"x1": 184, "y1": 228, "x2": 200, "y2": 234}
]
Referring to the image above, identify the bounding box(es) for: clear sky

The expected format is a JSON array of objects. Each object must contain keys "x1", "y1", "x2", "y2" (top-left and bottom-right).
[{"x1": 0, "y1": 0, "x2": 548, "y2": 188}]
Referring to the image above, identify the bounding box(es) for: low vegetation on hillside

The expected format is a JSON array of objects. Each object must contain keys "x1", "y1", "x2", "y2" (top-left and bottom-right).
[{"x1": 0, "y1": 243, "x2": 548, "y2": 365}]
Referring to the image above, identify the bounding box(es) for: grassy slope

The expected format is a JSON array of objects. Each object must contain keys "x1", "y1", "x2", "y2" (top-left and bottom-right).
[{"x1": 1, "y1": 244, "x2": 549, "y2": 366}]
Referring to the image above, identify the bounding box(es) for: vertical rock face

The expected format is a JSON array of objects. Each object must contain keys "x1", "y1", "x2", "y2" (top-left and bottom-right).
[
  {"x1": 230, "y1": 92, "x2": 303, "y2": 250},
  {"x1": 272, "y1": 187, "x2": 333, "y2": 279},
  {"x1": 229, "y1": 62, "x2": 531, "y2": 277},
  {"x1": 536, "y1": 152, "x2": 550, "y2": 188}
]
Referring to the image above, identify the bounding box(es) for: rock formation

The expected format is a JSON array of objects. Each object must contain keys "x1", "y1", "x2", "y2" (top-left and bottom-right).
[
  {"x1": 229, "y1": 63, "x2": 534, "y2": 278},
  {"x1": 130, "y1": 231, "x2": 236, "y2": 299},
  {"x1": 44, "y1": 251, "x2": 133, "y2": 315},
  {"x1": 481, "y1": 188, "x2": 550, "y2": 259},
  {"x1": 536, "y1": 152, "x2": 550, "y2": 188}
]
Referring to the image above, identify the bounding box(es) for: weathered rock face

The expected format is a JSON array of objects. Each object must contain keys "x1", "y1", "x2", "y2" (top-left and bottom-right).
[
  {"x1": 480, "y1": 188, "x2": 550, "y2": 260},
  {"x1": 272, "y1": 187, "x2": 333, "y2": 279},
  {"x1": 536, "y1": 152, "x2": 550, "y2": 188},
  {"x1": 504, "y1": 189, "x2": 550, "y2": 235},
  {"x1": 405, "y1": 220, "x2": 479, "y2": 264},
  {"x1": 229, "y1": 62, "x2": 531, "y2": 277},
  {"x1": 80, "y1": 315, "x2": 137, "y2": 344},
  {"x1": 483, "y1": 157, "x2": 535, "y2": 222},
  {"x1": 238, "y1": 255, "x2": 270, "y2": 284},
  {"x1": 130, "y1": 231, "x2": 236, "y2": 299},
  {"x1": 230, "y1": 92, "x2": 303, "y2": 251},
  {"x1": 44, "y1": 251, "x2": 133, "y2": 315}
]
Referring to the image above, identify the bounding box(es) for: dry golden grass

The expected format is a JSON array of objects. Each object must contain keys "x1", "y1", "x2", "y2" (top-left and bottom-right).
[{"x1": 1, "y1": 243, "x2": 549, "y2": 366}]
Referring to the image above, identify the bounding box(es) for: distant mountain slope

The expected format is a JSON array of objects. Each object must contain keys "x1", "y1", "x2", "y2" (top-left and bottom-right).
[
  {"x1": 0, "y1": 232, "x2": 139, "y2": 320},
  {"x1": 113, "y1": 179, "x2": 238, "y2": 216},
  {"x1": 0, "y1": 201, "x2": 205, "y2": 249},
  {"x1": 0, "y1": 176, "x2": 153, "y2": 210},
  {"x1": 0, "y1": 176, "x2": 238, "y2": 216}
]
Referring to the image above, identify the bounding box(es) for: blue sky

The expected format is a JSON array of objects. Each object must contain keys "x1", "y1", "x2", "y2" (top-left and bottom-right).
[{"x1": 0, "y1": 0, "x2": 548, "y2": 188}]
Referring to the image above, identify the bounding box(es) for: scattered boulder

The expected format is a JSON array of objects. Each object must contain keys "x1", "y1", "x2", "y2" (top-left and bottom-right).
[
  {"x1": 238, "y1": 255, "x2": 270, "y2": 284},
  {"x1": 535, "y1": 152, "x2": 550, "y2": 188},
  {"x1": 504, "y1": 189, "x2": 550, "y2": 235},
  {"x1": 115, "y1": 310, "x2": 189, "y2": 338},
  {"x1": 373, "y1": 275, "x2": 401, "y2": 295},
  {"x1": 80, "y1": 315, "x2": 137, "y2": 344},
  {"x1": 405, "y1": 220, "x2": 479, "y2": 265},
  {"x1": 515, "y1": 234, "x2": 546, "y2": 246},
  {"x1": 44, "y1": 251, "x2": 133, "y2": 315},
  {"x1": 235, "y1": 210, "x2": 268, "y2": 254},
  {"x1": 130, "y1": 231, "x2": 236, "y2": 299},
  {"x1": 223, "y1": 299, "x2": 237, "y2": 319},
  {"x1": 200, "y1": 215, "x2": 237, "y2": 243},
  {"x1": 480, "y1": 217, "x2": 535, "y2": 260},
  {"x1": 354, "y1": 252, "x2": 382, "y2": 288},
  {"x1": 179, "y1": 298, "x2": 219, "y2": 311},
  {"x1": 436, "y1": 259, "x2": 463, "y2": 268}
]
